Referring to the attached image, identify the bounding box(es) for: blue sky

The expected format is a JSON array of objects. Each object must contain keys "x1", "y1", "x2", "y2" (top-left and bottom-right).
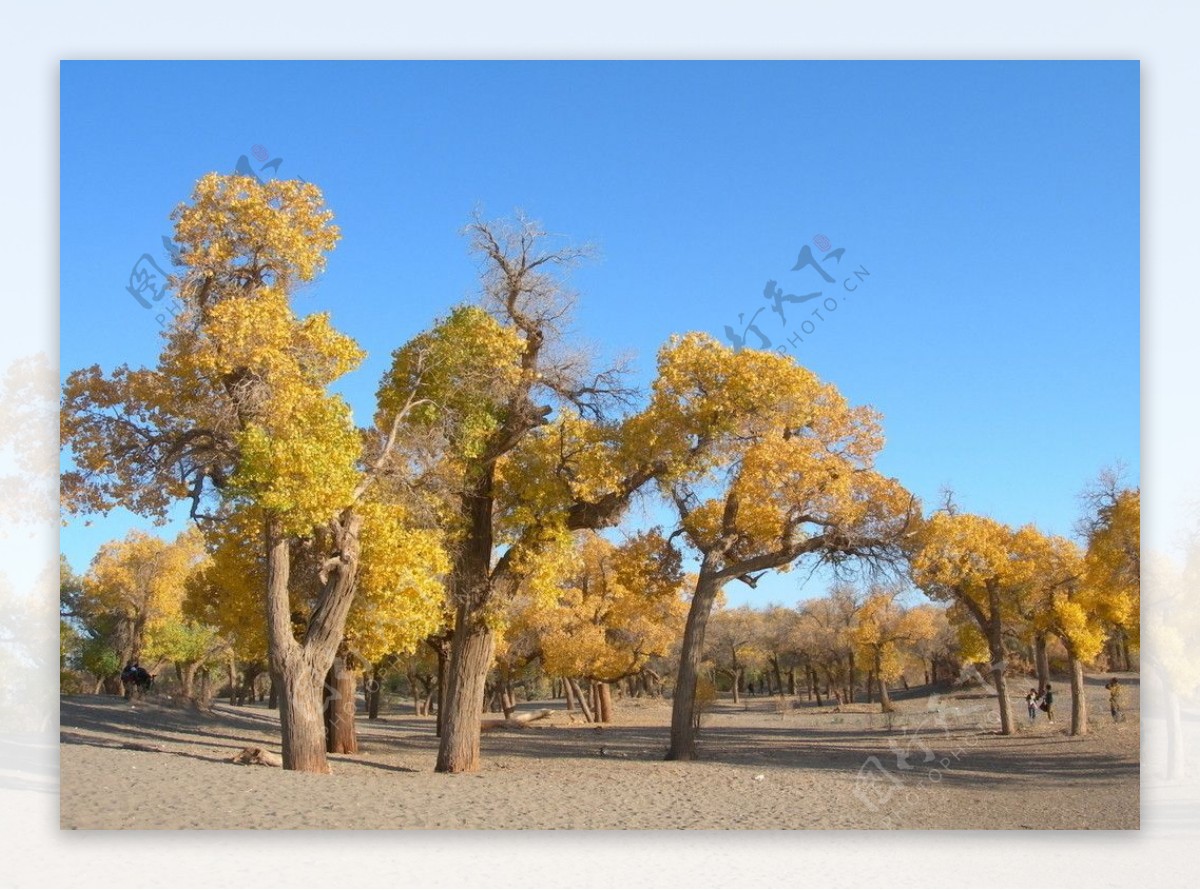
[{"x1": 60, "y1": 61, "x2": 1140, "y2": 607}]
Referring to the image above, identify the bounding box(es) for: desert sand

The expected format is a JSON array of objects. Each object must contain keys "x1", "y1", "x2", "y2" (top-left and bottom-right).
[{"x1": 59, "y1": 675, "x2": 1138, "y2": 830}]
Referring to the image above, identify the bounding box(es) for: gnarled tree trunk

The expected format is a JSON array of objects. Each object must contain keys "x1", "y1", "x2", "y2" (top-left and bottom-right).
[
  {"x1": 274, "y1": 652, "x2": 330, "y2": 773},
  {"x1": 324, "y1": 645, "x2": 358, "y2": 754},
  {"x1": 264, "y1": 512, "x2": 363, "y2": 773}
]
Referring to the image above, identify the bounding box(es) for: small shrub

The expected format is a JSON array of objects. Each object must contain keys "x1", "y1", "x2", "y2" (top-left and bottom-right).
[{"x1": 693, "y1": 675, "x2": 717, "y2": 731}]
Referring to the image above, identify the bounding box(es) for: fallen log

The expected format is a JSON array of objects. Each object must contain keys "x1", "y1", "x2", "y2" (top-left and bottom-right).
[
  {"x1": 480, "y1": 709, "x2": 553, "y2": 732},
  {"x1": 229, "y1": 746, "x2": 282, "y2": 767}
]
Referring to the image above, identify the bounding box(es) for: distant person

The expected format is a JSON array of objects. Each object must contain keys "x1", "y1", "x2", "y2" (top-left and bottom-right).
[
  {"x1": 1105, "y1": 677, "x2": 1123, "y2": 722},
  {"x1": 1026, "y1": 688, "x2": 1039, "y2": 721},
  {"x1": 747, "y1": 681, "x2": 756, "y2": 696},
  {"x1": 121, "y1": 659, "x2": 152, "y2": 697},
  {"x1": 1041, "y1": 684, "x2": 1054, "y2": 722}
]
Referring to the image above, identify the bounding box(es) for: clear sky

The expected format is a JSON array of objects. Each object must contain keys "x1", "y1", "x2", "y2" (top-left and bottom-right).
[{"x1": 60, "y1": 60, "x2": 1140, "y2": 607}]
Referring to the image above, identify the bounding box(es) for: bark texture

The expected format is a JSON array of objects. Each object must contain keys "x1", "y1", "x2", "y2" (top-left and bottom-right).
[{"x1": 667, "y1": 575, "x2": 720, "y2": 761}]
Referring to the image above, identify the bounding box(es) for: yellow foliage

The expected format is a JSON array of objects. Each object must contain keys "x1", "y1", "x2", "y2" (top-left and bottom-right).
[
  {"x1": 1084, "y1": 488, "x2": 1140, "y2": 647},
  {"x1": 183, "y1": 510, "x2": 271, "y2": 659},
  {"x1": 643, "y1": 334, "x2": 910, "y2": 577},
  {"x1": 347, "y1": 500, "x2": 450, "y2": 663},
  {"x1": 171, "y1": 174, "x2": 340, "y2": 287},
  {"x1": 524, "y1": 531, "x2": 688, "y2": 682},
  {"x1": 83, "y1": 528, "x2": 208, "y2": 643},
  {"x1": 849, "y1": 590, "x2": 939, "y2": 682},
  {"x1": 375, "y1": 305, "x2": 525, "y2": 462},
  {"x1": 63, "y1": 174, "x2": 364, "y2": 542},
  {"x1": 953, "y1": 615, "x2": 990, "y2": 664}
]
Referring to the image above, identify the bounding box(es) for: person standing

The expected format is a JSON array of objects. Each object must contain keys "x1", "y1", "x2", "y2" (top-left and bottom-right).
[
  {"x1": 1042, "y1": 684, "x2": 1055, "y2": 723},
  {"x1": 1026, "y1": 688, "x2": 1039, "y2": 721}
]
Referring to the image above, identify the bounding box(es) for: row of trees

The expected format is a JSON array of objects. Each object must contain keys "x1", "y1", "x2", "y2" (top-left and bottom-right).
[
  {"x1": 60, "y1": 172, "x2": 1139, "y2": 773},
  {"x1": 59, "y1": 533, "x2": 225, "y2": 699},
  {"x1": 61, "y1": 522, "x2": 1135, "y2": 737},
  {"x1": 701, "y1": 590, "x2": 953, "y2": 711}
]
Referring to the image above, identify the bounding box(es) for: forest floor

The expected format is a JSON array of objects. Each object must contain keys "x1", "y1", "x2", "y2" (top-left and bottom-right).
[{"x1": 59, "y1": 673, "x2": 1139, "y2": 829}]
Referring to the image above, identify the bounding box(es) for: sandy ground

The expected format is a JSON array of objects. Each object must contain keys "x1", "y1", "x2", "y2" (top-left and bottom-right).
[{"x1": 59, "y1": 674, "x2": 1139, "y2": 830}]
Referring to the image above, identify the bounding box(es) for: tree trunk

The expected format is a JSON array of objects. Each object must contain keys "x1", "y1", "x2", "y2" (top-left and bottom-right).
[
  {"x1": 787, "y1": 668, "x2": 796, "y2": 697},
  {"x1": 427, "y1": 634, "x2": 450, "y2": 736},
  {"x1": 990, "y1": 660, "x2": 1014, "y2": 734},
  {"x1": 667, "y1": 573, "x2": 721, "y2": 761},
  {"x1": 1068, "y1": 653, "x2": 1087, "y2": 737},
  {"x1": 366, "y1": 668, "x2": 382, "y2": 720},
  {"x1": 179, "y1": 661, "x2": 200, "y2": 699},
  {"x1": 987, "y1": 616, "x2": 1014, "y2": 735},
  {"x1": 227, "y1": 654, "x2": 237, "y2": 706},
  {"x1": 847, "y1": 653, "x2": 857, "y2": 704},
  {"x1": 323, "y1": 647, "x2": 358, "y2": 755},
  {"x1": 241, "y1": 664, "x2": 263, "y2": 705},
  {"x1": 564, "y1": 677, "x2": 576, "y2": 712},
  {"x1": 409, "y1": 669, "x2": 423, "y2": 716},
  {"x1": 568, "y1": 678, "x2": 594, "y2": 722},
  {"x1": 731, "y1": 667, "x2": 741, "y2": 705},
  {"x1": 501, "y1": 679, "x2": 517, "y2": 718},
  {"x1": 595, "y1": 681, "x2": 613, "y2": 723},
  {"x1": 435, "y1": 609, "x2": 495, "y2": 774},
  {"x1": 264, "y1": 512, "x2": 363, "y2": 773},
  {"x1": 876, "y1": 651, "x2": 894, "y2": 713},
  {"x1": 268, "y1": 678, "x2": 278, "y2": 710},
  {"x1": 1035, "y1": 633, "x2": 1051, "y2": 693},
  {"x1": 866, "y1": 670, "x2": 874, "y2": 704},
  {"x1": 274, "y1": 653, "x2": 330, "y2": 773}
]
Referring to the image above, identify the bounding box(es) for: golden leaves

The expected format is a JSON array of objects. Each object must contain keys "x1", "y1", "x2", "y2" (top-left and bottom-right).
[
  {"x1": 375, "y1": 304, "x2": 525, "y2": 462},
  {"x1": 913, "y1": 509, "x2": 1136, "y2": 664},
  {"x1": 171, "y1": 174, "x2": 340, "y2": 290},
  {"x1": 646, "y1": 333, "x2": 907, "y2": 574},
  {"x1": 348, "y1": 501, "x2": 449, "y2": 662},
  {"x1": 520, "y1": 531, "x2": 687, "y2": 682},
  {"x1": 82, "y1": 527, "x2": 208, "y2": 635}
]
